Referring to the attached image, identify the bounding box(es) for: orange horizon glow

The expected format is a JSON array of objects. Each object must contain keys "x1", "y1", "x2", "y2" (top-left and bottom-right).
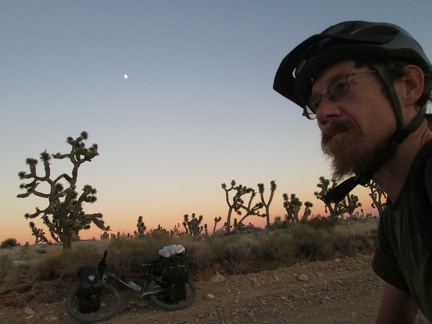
[{"x1": 7, "y1": 186, "x2": 378, "y2": 246}]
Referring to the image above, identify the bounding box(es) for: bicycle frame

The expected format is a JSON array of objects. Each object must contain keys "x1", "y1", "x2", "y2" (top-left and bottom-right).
[
  {"x1": 98, "y1": 252, "x2": 172, "y2": 299},
  {"x1": 103, "y1": 271, "x2": 168, "y2": 298}
]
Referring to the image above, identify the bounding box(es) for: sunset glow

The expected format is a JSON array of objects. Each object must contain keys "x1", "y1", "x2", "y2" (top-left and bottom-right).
[{"x1": 1, "y1": 1, "x2": 430, "y2": 245}]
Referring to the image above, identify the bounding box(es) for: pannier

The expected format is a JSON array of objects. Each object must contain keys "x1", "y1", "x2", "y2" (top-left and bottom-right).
[
  {"x1": 78, "y1": 267, "x2": 103, "y2": 313},
  {"x1": 154, "y1": 254, "x2": 189, "y2": 285},
  {"x1": 170, "y1": 284, "x2": 187, "y2": 302}
]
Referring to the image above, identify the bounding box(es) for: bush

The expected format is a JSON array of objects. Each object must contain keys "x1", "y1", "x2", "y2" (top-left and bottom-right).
[
  {"x1": 29, "y1": 237, "x2": 182, "y2": 279},
  {"x1": 0, "y1": 254, "x2": 14, "y2": 277},
  {"x1": 305, "y1": 216, "x2": 338, "y2": 232},
  {"x1": 291, "y1": 225, "x2": 336, "y2": 261},
  {"x1": 209, "y1": 234, "x2": 261, "y2": 274},
  {"x1": 260, "y1": 231, "x2": 297, "y2": 264},
  {"x1": 1, "y1": 238, "x2": 19, "y2": 248},
  {"x1": 5, "y1": 219, "x2": 378, "y2": 282},
  {"x1": 30, "y1": 247, "x2": 64, "y2": 280}
]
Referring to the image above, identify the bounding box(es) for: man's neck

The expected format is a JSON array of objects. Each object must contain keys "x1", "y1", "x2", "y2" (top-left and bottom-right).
[{"x1": 373, "y1": 122, "x2": 432, "y2": 202}]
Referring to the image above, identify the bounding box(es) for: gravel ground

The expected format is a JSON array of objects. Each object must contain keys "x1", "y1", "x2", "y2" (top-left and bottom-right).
[{"x1": 0, "y1": 252, "x2": 429, "y2": 323}]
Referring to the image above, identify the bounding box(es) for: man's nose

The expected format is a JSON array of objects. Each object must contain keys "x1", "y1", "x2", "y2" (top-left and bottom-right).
[{"x1": 316, "y1": 96, "x2": 342, "y2": 124}]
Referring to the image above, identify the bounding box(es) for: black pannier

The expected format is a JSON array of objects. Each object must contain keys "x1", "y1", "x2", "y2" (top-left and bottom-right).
[
  {"x1": 170, "y1": 284, "x2": 187, "y2": 301},
  {"x1": 78, "y1": 267, "x2": 103, "y2": 313},
  {"x1": 162, "y1": 284, "x2": 187, "y2": 303},
  {"x1": 154, "y1": 254, "x2": 189, "y2": 285}
]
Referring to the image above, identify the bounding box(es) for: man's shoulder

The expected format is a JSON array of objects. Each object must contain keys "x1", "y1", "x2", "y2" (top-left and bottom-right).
[
  {"x1": 411, "y1": 140, "x2": 432, "y2": 185},
  {"x1": 409, "y1": 140, "x2": 432, "y2": 250}
]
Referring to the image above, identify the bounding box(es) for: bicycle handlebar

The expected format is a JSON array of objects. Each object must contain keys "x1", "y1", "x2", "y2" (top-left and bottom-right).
[{"x1": 98, "y1": 250, "x2": 109, "y2": 276}]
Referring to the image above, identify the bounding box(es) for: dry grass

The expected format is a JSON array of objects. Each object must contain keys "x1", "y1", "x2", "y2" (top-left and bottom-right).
[{"x1": 0, "y1": 218, "x2": 379, "y2": 281}]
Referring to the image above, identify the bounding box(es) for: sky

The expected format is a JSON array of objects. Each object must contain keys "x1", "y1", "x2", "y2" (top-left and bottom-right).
[{"x1": 1, "y1": 0, "x2": 432, "y2": 244}]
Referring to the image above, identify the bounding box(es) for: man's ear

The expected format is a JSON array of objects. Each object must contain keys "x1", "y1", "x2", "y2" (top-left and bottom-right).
[{"x1": 401, "y1": 65, "x2": 424, "y2": 106}]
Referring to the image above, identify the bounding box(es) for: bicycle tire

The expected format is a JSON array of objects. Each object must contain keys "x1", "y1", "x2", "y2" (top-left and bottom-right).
[
  {"x1": 148, "y1": 279, "x2": 196, "y2": 311},
  {"x1": 66, "y1": 283, "x2": 121, "y2": 323}
]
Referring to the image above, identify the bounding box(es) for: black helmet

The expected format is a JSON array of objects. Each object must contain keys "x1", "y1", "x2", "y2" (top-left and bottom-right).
[
  {"x1": 273, "y1": 21, "x2": 431, "y2": 204},
  {"x1": 273, "y1": 21, "x2": 431, "y2": 118}
]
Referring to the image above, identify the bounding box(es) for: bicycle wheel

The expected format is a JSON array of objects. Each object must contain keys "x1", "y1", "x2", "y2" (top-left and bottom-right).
[
  {"x1": 66, "y1": 283, "x2": 121, "y2": 323},
  {"x1": 148, "y1": 279, "x2": 196, "y2": 311}
]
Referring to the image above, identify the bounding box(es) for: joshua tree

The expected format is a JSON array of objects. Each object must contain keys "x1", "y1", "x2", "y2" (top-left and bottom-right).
[
  {"x1": 213, "y1": 216, "x2": 222, "y2": 234},
  {"x1": 222, "y1": 180, "x2": 247, "y2": 234},
  {"x1": 134, "y1": 215, "x2": 147, "y2": 237},
  {"x1": 183, "y1": 213, "x2": 205, "y2": 236},
  {"x1": 342, "y1": 194, "x2": 362, "y2": 218},
  {"x1": 235, "y1": 192, "x2": 265, "y2": 231},
  {"x1": 148, "y1": 224, "x2": 179, "y2": 238},
  {"x1": 170, "y1": 223, "x2": 182, "y2": 237},
  {"x1": 257, "y1": 180, "x2": 277, "y2": 227},
  {"x1": 221, "y1": 180, "x2": 265, "y2": 234},
  {"x1": 283, "y1": 193, "x2": 313, "y2": 223},
  {"x1": 100, "y1": 231, "x2": 110, "y2": 240},
  {"x1": 314, "y1": 176, "x2": 362, "y2": 219},
  {"x1": 303, "y1": 201, "x2": 313, "y2": 221},
  {"x1": 366, "y1": 180, "x2": 387, "y2": 215},
  {"x1": 17, "y1": 131, "x2": 110, "y2": 249},
  {"x1": 29, "y1": 221, "x2": 50, "y2": 244}
]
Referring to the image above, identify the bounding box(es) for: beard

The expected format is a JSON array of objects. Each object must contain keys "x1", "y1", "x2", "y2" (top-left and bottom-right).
[{"x1": 321, "y1": 119, "x2": 386, "y2": 180}]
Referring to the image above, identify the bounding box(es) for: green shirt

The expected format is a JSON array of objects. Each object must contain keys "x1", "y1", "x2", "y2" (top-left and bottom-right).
[{"x1": 372, "y1": 149, "x2": 432, "y2": 320}]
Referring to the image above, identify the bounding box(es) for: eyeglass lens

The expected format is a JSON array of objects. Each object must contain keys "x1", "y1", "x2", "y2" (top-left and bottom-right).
[{"x1": 307, "y1": 76, "x2": 350, "y2": 113}]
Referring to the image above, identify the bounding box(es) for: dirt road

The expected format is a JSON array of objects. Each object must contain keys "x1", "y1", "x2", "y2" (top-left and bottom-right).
[{"x1": 0, "y1": 253, "x2": 429, "y2": 323}]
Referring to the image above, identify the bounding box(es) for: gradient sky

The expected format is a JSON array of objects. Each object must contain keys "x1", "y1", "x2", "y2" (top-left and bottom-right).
[{"x1": 2, "y1": 0, "x2": 432, "y2": 244}]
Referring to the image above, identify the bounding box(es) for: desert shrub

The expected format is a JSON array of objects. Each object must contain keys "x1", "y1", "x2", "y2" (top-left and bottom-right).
[
  {"x1": 331, "y1": 218, "x2": 378, "y2": 256},
  {"x1": 259, "y1": 231, "x2": 297, "y2": 264},
  {"x1": 61, "y1": 243, "x2": 107, "y2": 275},
  {"x1": 305, "y1": 216, "x2": 338, "y2": 232},
  {"x1": 335, "y1": 217, "x2": 379, "y2": 235},
  {"x1": 28, "y1": 236, "x2": 194, "y2": 280},
  {"x1": 4, "y1": 218, "x2": 379, "y2": 282},
  {"x1": 185, "y1": 220, "x2": 377, "y2": 274},
  {"x1": 183, "y1": 234, "x2": 265, "y2": 275},
  {"x1": 179, "y1": 236, "x2": 214, "y2": 273},
  {"x1": 333, "y1": 232, "x2": 377, "y2": 256},
  {"x1": 201, "y1": 234, "x2": 260, "y2": 274},
  {"x1": 35, "y1": 248, "x2": 48, "y2": 254},
  {"x1": 91, "y1": 235, "x2": 198, "y2": 272},
  {"x1": 107, "y1": 237, "x2": 164, "y2": 272},
  {"x1": 1, "y1": 238, "x2": 19, "y2": 248},
  {"x1": 30, "y1": 242, "x2": 109, "y2": 280},
  {"x1": 30, "y1": 247, "x2": 64, "y2": 280},
  {"x1": 0, "y1": 254, "x2": 14, "y2": 276},
  {"x1": 289, "y1": 224, "x2": 336, "y2": 261}
]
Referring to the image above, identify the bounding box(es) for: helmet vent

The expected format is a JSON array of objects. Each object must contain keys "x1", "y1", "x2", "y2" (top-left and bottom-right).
[{"x1": 355, "y1": 25, "x2": 399, "y2": 36}]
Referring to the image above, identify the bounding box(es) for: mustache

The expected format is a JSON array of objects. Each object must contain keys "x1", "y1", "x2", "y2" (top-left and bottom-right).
[{"x1": 321, "y1": 120, "x2": 351, "y2": 145}]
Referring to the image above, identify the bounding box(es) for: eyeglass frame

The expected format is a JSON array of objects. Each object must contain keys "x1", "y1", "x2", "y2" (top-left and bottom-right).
[{"x1": 304, "y1": 70, "x2": 377, "y2": 119}]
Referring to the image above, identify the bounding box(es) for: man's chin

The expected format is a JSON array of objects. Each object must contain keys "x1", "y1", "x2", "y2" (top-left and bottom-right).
[
  {"x1": 323, "y1": 131, "x2": 347, "y2": 145},
  {"x1": 322, "y1": 146, "x2": 357, "y2": 179}
]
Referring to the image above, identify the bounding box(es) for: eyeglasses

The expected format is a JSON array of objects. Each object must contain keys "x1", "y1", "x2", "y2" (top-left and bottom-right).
[{"x1": 305, "y1": 70, "x2": 377, "y2": 119}]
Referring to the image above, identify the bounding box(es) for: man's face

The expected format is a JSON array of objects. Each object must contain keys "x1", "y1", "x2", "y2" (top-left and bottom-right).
[{"x1": 311, "y1": 60, "x2": 397, "y2": 178}]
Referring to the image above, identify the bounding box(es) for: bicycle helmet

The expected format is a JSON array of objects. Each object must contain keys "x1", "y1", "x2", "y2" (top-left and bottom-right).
[
  {"x1": 273, "y1": 21, "x2": 431, "y2": 203},
  {"x1": 274, "y1": 21, "x2": 430, "y2": 114}
]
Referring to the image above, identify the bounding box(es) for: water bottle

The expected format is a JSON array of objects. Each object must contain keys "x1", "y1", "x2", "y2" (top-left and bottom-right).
[{"x1": 128, "y1": 280, "x2": 142, "y2": 293}]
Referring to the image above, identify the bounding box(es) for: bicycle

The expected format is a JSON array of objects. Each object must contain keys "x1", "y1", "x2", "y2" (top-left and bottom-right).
[{"x1": 66, "y1": 250, "x2": 197, "y2": 323}]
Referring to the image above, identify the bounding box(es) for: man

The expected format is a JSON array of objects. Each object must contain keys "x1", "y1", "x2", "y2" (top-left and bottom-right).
[{"x1": 273, "y1": 21, "x2": 432, "y2": 323}]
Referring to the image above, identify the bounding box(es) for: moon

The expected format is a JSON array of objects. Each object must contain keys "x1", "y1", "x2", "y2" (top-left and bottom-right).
[{"x1": 123, "y1": 74, "x2": 128, "y2": 79}]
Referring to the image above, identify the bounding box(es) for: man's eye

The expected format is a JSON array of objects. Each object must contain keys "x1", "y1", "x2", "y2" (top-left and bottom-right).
[
  {"x1": 331, "y1": 81, "x2": 350, "y2": 97},
  {"x1": 309, "y1": 99, "x2": 321, "y2": 112}
]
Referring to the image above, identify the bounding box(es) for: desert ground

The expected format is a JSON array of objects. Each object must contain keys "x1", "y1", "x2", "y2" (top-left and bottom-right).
[{"x1": 0, "y1": 245, "x2": 429, "y2": 323}]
